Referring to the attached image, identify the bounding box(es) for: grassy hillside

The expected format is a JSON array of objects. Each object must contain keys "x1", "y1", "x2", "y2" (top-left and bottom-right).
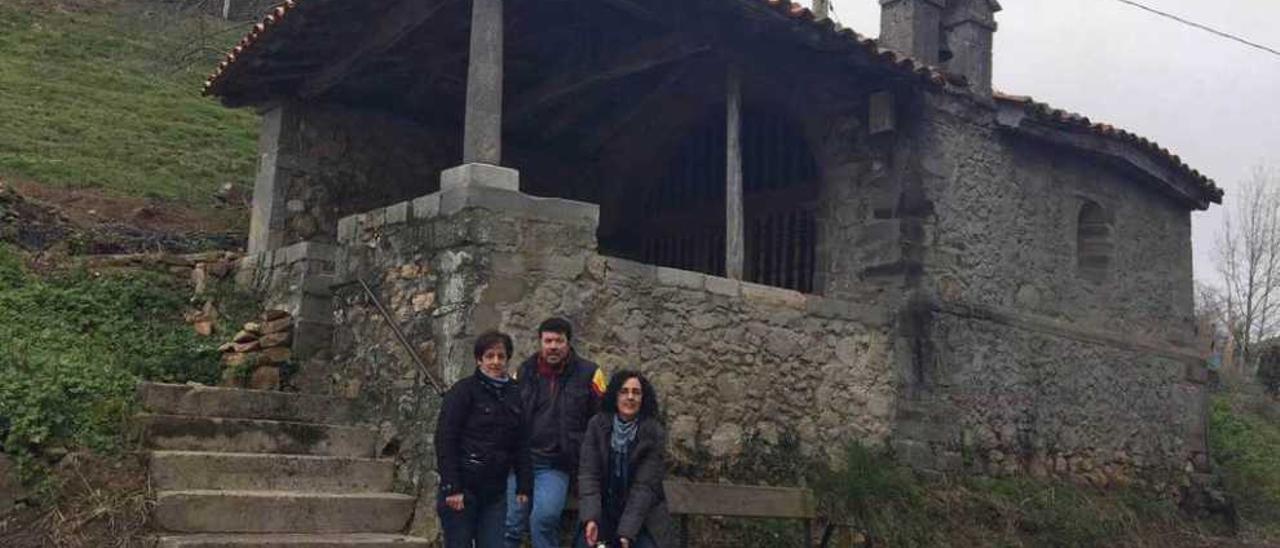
[
  {"x1": 0, "y1": 0, "x2": 258, "y2": 205},
  {"x1": 1211, "y1": 390, "x2": 1280, "y2": 540}
]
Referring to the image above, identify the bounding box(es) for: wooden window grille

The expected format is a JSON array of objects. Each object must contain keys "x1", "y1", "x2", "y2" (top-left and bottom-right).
[{"x1": 640, "y1": 108, "x2": 818, "y2": 293}]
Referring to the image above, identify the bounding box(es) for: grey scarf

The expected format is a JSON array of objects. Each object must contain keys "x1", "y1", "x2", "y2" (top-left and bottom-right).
[{"x1": 611, "y1": 414, "x2": 639, "y2": 453}]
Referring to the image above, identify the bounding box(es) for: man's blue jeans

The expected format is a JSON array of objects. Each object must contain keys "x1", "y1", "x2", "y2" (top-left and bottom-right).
[{"x1": 504, "y1": 464, "x2": 571, "y2": 548}]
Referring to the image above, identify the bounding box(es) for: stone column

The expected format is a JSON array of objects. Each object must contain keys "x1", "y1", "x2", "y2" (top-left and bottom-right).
[
  {"x1": 941, "y1": 0, "x2": 999, "y2": 97},
  {"x1": 878, "y1": 0, "x2": 946, "y2": 65},
  {"x1": 724, "y1": 65, "x2": 745, "y2": 280},
  {"x1": 445, "y1": 0, "x2": 520, "y2": 190},
  {"x1": 812, "y1": 0, "x2": 831, "y2": 20},
  {"x1": 247, "y1": 105, "x2": 290, "y2": 255}
]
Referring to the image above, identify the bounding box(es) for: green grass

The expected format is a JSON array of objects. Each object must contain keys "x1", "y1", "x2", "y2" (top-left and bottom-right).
[
  {"x1": 0, "y1": 243, "x2": 240, "y2": 483},
  {"x1": 1210, "y1": 393, "x2": 1280, "y2": 537},
  {"x1": 0, "y1": 0, "x2": 258, "y2": 204}
]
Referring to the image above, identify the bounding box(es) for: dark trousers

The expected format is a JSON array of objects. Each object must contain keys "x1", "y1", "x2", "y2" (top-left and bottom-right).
[{"x1": 439, "y1": 491, "x2": 508, "y2": 548}]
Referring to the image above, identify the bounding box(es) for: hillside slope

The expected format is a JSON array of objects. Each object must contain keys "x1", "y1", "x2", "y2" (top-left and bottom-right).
[{"x1": 0, "y1": 0, "x2": 258, "y2": 207}]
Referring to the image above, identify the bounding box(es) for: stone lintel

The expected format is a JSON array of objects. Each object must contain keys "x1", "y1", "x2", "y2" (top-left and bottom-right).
[
  {"x1": 869, "y1": 91, "x2": 897, "y2": 135},
  {"x1": 440, "y1": 163, "x2": 520, "y2": 191}
]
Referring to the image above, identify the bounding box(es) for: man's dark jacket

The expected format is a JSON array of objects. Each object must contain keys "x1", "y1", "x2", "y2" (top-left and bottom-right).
[
  {"x1": 578, "y1": 413, "x2": 679, "y2": 547},
  {"x1": 516, "y1": 351, "x2": 601, "y2": 472},
  {"x1": 434, "y1": 369, "x2": 532, "y2": 499}
]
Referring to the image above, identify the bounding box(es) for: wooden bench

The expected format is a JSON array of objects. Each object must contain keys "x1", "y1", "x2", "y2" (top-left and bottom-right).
[{"x1": 663, "y1": 480, "x2": 817, "y2": 548}]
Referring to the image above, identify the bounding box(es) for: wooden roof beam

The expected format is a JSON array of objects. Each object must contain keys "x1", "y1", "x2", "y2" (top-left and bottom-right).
[
  {"x1": 299, "y1": 0, "x2": 458, "y2": 99},
  {"x1": 508, "y1": 33, "x2": 709, "y2": 122}
]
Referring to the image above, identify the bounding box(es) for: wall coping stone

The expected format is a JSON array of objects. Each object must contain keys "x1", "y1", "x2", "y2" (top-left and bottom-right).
[
  {"x1": 336, "y1": 187, "x2": 600, "y2": 245},
  {"x1": 605, "y1": 257, "x2": 888, "y2": 325}
]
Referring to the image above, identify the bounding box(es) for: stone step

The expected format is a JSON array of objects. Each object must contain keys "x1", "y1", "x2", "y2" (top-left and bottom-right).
[
  {"x1": 139, "y1": 382, "x2": 354, "y2": 424},
  {"x1": 137, "y1": 414, "x2": 376, "y2": 458},
  {"x1": 155, "y1": 533, "x2": 429, "y2": 547},
  {"x1": 153, "y1": 490, "x2": 416, "y2": 534},
  {"x1": 149, "y1": 451, "x2": 394, "y2": 493}
]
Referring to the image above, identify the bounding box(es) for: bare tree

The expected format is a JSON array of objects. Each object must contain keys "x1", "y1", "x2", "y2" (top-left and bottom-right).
[{"x1": 1216, "y1": 166, "x2": 1280, "y2": 372}]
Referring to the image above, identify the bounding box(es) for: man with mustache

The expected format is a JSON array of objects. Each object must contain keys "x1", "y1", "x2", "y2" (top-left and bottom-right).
[{"x1": 504, "y1": 317, "x2": 606, "y2": 548}]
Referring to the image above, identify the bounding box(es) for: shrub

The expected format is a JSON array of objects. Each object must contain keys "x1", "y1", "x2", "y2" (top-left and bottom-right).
[
  {"x1": 812, "y1": 441, "x2": 931, "y2": 545},
  {"x1": 0, "y1": 250, "x2": 225, "y2": 479},
  {"x1": 0, "y1": 243, "x2": 24, "y2": 289}
]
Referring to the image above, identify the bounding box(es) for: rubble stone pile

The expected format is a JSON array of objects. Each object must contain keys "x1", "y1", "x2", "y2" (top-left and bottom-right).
[{"x1": 219, "y1": 309, "x2": 293, "y2": 390}]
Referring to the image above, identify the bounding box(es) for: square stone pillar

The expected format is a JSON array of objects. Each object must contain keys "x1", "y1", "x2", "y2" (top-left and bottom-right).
[
  {"x1": 247, "y1": 104, "x2": 293, "y2": 255},
  {"x1": 879, "y1": 0, "x2": 946, "y2": 65}
]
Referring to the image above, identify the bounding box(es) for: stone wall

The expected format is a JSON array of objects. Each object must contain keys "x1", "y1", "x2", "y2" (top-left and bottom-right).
[
  {"x1": 884, "y1": 91, "x2": 1207, "y2": 488},
  {"x1": 248, "y1": 102, "x2": 455, "y2": 253},
  {"x1": 915, "y1": 94, "x2": 1196, "y2": 338},
  {"x1": 312, "y1": 184, "x2": 895, "y2": 534},
  {"x1": 238, "y1": 85, "x2": 1212, "y2": 533}
]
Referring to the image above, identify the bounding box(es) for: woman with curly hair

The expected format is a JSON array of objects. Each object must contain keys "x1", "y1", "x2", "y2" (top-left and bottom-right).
[{"x1": 578, "y1": 370, "x2": 678, "y2": 548}]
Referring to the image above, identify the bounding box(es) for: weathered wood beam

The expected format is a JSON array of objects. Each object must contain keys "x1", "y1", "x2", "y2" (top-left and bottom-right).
[
  {"x1": 725, "y1": 64, "x2": 745, "y2": 280},
  {"x1": 578, "y1": 60, "x2": 696, "y2": 153},
  {"x1": 509, "y1": 34, "x2": 709, "y2": 121},
  {"x1": 298, "y1": 0, "x2": 456, "y2": 99}
]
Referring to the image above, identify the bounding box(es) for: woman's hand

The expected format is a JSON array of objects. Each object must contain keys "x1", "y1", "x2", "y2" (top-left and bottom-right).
[
  {"x1": 584, "y1": 521, "x2": 599, "y2": 545},
  {"x1": 516, "y1": 494, "x2": 529, "y2": 505},
  {"x1": 445, "y1": 493, "x2": 465, "y2": 511}
]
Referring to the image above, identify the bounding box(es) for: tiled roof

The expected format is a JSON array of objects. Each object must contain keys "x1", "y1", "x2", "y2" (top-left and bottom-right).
[
  {"x1": 204, "y1": 0, "x2": 297, "y2": 96},
  {"x1": 201, "y1": 1, "x2": 1218, "y2": 206},
  {"x1": 993, "y1": 92, "x2": 1222, "y2": 203},
  {"x1": 203, "y1": 0, "x2": 963, "y2": 96}
]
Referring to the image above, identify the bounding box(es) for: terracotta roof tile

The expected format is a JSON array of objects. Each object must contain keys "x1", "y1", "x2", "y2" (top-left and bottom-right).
[
  {"x1": 993, "y1": 91, "x2": 1221, "y2": 203},
  {"x1": 204, "y1": 0, "x2": 955, "y2": 96},
  {"x1": 203, "y1": 1, "x2": 1218, "y2": 206}
]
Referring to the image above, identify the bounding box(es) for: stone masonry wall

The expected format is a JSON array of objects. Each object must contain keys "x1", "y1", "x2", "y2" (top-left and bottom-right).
[
  {"x1": 885, "y1": 91, "x2": 1207, "y2": 491},
  {"x1": 318, "y1": 185, "x2": 895, "y2": 535},
  {"x1": 915, "y1": 94, "x2": 1196, "y2": 338},
  {"x1": 248, "y1": 102, "x2": 455, "y2": 253}
]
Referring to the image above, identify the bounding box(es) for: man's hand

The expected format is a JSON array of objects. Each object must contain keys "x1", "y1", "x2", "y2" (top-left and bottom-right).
[
  {"x1": 619, "y1": 537, "x2": 631, "y2": 548},
  {"x1": 516, "y1": 494, "x2": 529, "y2": 505},
  {"x1": 445, "y1": 493, "x2": 465, "y2": 511},
  {"x1": 584, "y1": 520, "x2": 599, "y2": 545}
]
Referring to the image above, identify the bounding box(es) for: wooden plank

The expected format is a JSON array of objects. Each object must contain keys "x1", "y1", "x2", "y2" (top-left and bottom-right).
[
  {"x1": 663, "y1": 481, "x2": 815, "y2": 519},
  {"x1": 298, "y1": 0, "x2": 455, "y2": 99},
  {"x1": 509, "y1": 34, "x2": 708, "y2": 121},
  {"x1": 725, "y1": 64, "x2": 745, "y2": 280}
]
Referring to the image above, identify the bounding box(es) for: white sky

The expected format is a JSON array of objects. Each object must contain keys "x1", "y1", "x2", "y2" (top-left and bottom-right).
[{"x1": 811, "y1": 0, "x2": 1280, "y2": 287}]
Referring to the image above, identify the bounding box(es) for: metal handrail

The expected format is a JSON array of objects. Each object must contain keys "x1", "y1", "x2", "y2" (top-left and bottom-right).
[{"x1": 356, "y1": 277, "x2": 446, "y2": 395}]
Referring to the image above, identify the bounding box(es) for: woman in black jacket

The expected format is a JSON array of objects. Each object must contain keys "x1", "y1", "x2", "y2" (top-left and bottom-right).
[
  {"x1": 579, "y1": 370, "x2": 678, "y2": 548},
  {"x1": 434, "y1": 330, "x2": 532, "y2": 548}
]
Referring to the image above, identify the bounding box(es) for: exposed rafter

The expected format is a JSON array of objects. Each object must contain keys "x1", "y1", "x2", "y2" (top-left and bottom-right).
[
  {"x1": 508, "y1": 33, "x2": 710, "y2": 121},
  {"x1": 298, "y1": 0, "x2": 458, "y2": 99}
]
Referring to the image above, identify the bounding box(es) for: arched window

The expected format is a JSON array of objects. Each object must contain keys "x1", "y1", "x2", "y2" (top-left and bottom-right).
[{"x1": 1077, "y1": 200, "x2": 1114, "y2": 284}]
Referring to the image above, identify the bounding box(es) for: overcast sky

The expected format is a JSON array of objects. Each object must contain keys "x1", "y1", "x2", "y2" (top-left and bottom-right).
[{"x1": 812, "y1": 0, "x2": 1280, "y2": 286}]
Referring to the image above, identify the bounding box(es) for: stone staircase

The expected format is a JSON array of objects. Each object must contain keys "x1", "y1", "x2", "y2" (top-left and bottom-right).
[{"x1": 137, "y1": 382, "x2": 429, "y2": 547}]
